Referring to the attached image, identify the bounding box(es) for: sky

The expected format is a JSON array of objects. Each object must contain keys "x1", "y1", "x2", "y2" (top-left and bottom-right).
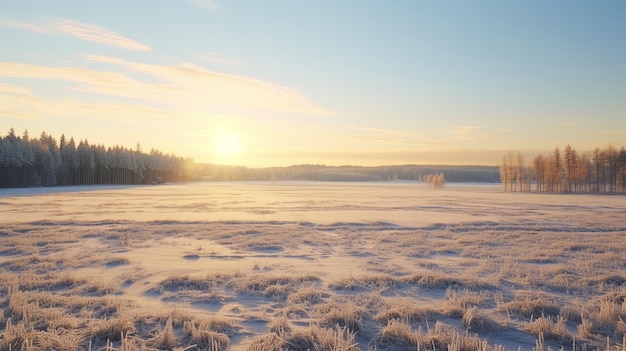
[{"x1": 1, "y1": 1, "x2": 625, "y2": 167}]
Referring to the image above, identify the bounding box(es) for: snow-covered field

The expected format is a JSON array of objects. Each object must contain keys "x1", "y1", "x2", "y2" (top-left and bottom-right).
[{"x1": 1, "y1": 182, "x2": 625, "y2": 350}]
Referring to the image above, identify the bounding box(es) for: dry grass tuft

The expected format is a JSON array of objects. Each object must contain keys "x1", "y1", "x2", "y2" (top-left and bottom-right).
[
  {"x1": 371, "y1": 319, "x2": 504, "y2": 351},
  {"x1": 91, "y1": 317, "x2": 136, "y2": 341},
  {"x1": 440, "y1": 288, "x2": 490, "y2": 319},
  {"x1": 47, "y1": 315, "x2": 81, "y2": 330},
  {"x1": 105, "y1": 256, "x2": 131, "y2": 266},
  {"x1": 403, "y1": 271, "x2": 490, "y2": 290},
  {"x1": 497, "y1": 292, "x2": 561, "y2": 318},
  {"x1": 246, "y1": 332, "x2": 285, "y2": 351},
  {"x1": 375, "y1": 296, "x2": 437, "y2": 324},
  {"x1": 158, "y1": 274, "x2": 220, "y2": 292},
  {"x1": 423, "y1": 321, "x2": 457, "y2": 349},
  {"x1": 578, "y1": 316, "x2": 594, "y2": 339},
  {"x1": 180, "y1": 316, "x2": 235, "y2": 350},
  {"x1": 81, "y1": 280, "x2": 119, "y2": 296},
  {"x1": 426, "y1": 321, "x2": 500, "y2": 351},
  {"x1": 587, "y1": 297, "x2": 626, "y2": 340},
  {"x1": 526, "y1": 315, "x2": 571, "y2": 342},
  {"x1": 21, "y1": 272, "x2": 86, "y2": 291},
  {"x1": 154, "y1": 274, "x2": 230, "y2": 303},
  {"x1": 7, "y1": 290, "x2": 30, "y2": 321},
  {"x1": 462, "y1": 307, "x2": 498, "y2": 333},
  {"x1": 32, "y1": 329, "x2": 84, "y2": 351},
  {"x1": 184, "y1": 328, "x2": 230, "y2": 351},
  {"x1": 2, "y1": 319, "x2": 34, "y2": 351},
  {"x1": 445, "y1": 288, "x2": 489, "y2": 308},
  {"x1": 151, "y1": 317, "x2": 177, "y2": 349},
  {"x1": 287, "y1": 285, "x2": 327, "y2": 305},
  {"x1": 283, "y1": 325, "x2": 359, "y2": 351},
  {"x1": 268, "y1": 315, "x2": 291, "y2": 336},
  {"x1": 168, "y1": 308, "x2": 194, "y2": 328},
  {"x1": 329, "y1": 274, "x2": 398, "y2": 291},
  {"x1": 230, "y1": 273, "x2": 320, "y2": 300},
  {"x1": 316, "y1": 301, "x2": 364, "y2": 333},
  {"x1": 370, "y1": 319, "x2": 419, "y2": 350}
]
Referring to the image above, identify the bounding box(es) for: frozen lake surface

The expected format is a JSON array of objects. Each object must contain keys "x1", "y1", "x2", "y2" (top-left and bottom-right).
[{"x1": 1, "y1": 181, "x2": 623, "y2": 226}]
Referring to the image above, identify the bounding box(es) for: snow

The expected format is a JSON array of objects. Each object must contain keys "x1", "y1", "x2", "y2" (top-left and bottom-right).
[
  {"x1": 1, "y1": 181, "x2": 622, "y2": 226},
  {"x1": 1, "y1": 181, "x2": 625, "y2": 350}
]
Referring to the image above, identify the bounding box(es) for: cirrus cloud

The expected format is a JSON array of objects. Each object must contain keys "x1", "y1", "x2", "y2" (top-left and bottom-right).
[
  {"x1": 53, "y1": 19, "x2": 151, "y2": 51},
  {"x1": 1, "y1": 18, "x2": 151, "y2": 51},
  {"x1": 0, "y1": 54, "x2": 333, "y2": 119},
  {"x1": 450, "y1": 125, "x2": 492, "y2": 142},
  {"x1": 81, "y1": 54, "x2": 333, "y2": 115},
  {"x1": 0, "y1": 83, "x2": 174, "y2": 121},
  {"x1": 201, "y1": 52, "x2": 241, "y2": 66}
]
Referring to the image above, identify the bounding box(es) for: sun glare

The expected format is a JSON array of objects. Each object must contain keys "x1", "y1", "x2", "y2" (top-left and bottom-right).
[{"x1": 213, "y1": 133, "x2": 241, "y2": 159}]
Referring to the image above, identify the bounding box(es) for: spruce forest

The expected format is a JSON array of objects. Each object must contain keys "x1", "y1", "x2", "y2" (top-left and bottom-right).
[
  {"x1": 500, "y1": 144, "x2": 626, "y2": 193},
  {"x1": 0, "y1": 128, "x2": 195, "y2": 188}
]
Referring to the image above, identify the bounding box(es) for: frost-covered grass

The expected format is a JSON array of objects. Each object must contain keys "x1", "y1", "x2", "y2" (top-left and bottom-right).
[{"x1": 1, "y1": 182, "x2": 626, "y2": 350}]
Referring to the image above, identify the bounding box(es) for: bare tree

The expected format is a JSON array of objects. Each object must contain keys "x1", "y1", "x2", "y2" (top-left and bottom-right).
[
  {"x1": 533, "y1": 154, "x2": 545, "y2": 192},
  {"x1": 503, "y1": 144, "x2": 625, "y2": 194}
]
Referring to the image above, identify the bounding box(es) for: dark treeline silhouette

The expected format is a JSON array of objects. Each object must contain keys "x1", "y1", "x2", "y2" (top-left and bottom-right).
[
  {"x1": 500, "y1": 144, "x2": 626, "y2": 193},
  {"x1": 0, "y1": 128, "x2": 195, "y2": 188},
  {"x1": 195, "y1": 164, "x2": 499, "y2": 183}
]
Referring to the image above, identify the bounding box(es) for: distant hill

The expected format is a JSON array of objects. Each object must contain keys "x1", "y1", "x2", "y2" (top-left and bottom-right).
[{"x1": 195, "y1": 164, "x2": 500, "y2": 183}]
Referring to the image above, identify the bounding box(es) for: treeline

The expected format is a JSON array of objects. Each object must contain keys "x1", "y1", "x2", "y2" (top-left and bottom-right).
[
  {"x1": 0, "y1": 127, "x2": 503, "y2": 188},
  {"x1": 0, "y1": 128, "x2": 194, "y2": 188},
  {"x1": 500, "y1": 144, "x2": 626, "y2": 193},
  {"x1": 195, "y1": 164, "x2": 499, "y2": 183}
]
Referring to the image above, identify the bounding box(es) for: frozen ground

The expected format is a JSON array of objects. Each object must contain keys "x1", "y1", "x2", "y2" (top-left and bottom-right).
[
  {"x1": 1, "y1": 181, "x2": 625, "y2": 350},
  {"x1": 2, "y1": 181, "x2": 622, "y2": 226}
]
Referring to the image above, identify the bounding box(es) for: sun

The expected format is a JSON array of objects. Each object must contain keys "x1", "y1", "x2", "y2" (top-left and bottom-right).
[{"x1": 213, "y1": 133, "x2": 241, "y2": 159}]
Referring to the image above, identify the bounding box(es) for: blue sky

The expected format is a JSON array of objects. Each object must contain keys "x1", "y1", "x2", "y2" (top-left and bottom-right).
[{"x1": 1, "y1": 0, "x2": 625, "y2": 166}]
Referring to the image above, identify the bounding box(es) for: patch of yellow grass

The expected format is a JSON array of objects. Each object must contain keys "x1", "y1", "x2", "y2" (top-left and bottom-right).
[{"x1": 375, "y1": 296, "x2": 437, "y2": 324}]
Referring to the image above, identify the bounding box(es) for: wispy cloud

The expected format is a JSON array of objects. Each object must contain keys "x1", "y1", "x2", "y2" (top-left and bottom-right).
[
  {"x1": 187, "y1": 0, "x2": 220, "y2": 11},
  {"x1": 0, "y1": 55, "x2": 332, "y2": 118},
  {"x1": 1, "y1": 18, "x2": 151, "y2": 51},
  {"x1": 450, "y1": 125, "x2": 492, "y2": 141},
  {"x1": 53, "y1": 19, "x2": 151, "y2": 51},
  {"x1": 1, "y1": 19, "x2": 53, "y2": 34},
  {"x1": 0, "y1": 83, "x2": 173, "y2": 121},
  {"x1": 201, "y1": 53, "x2": 241, "y2": 66},
  {"x1": 82, "y1": 54, "x2": 332, "y2": 115},
  {"x1": 0, "y1": 83, "x2": 32, "y2": 95}
]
